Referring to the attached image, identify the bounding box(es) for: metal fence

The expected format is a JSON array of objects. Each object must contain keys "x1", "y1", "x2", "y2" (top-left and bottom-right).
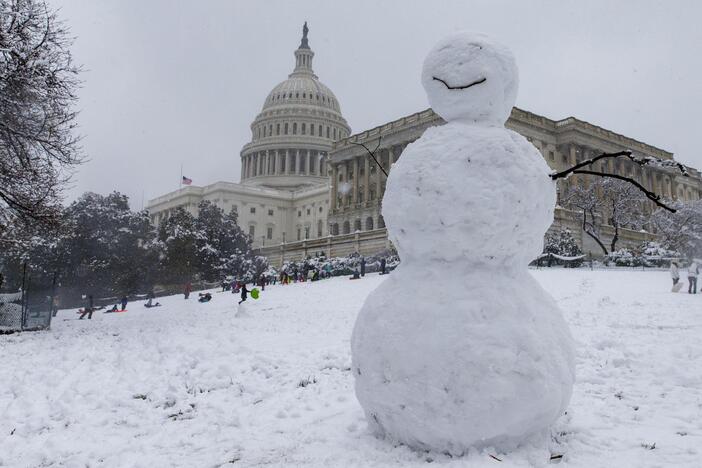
[{"x1": 0, "y1": 265, "x2": 54, "y2": 333}]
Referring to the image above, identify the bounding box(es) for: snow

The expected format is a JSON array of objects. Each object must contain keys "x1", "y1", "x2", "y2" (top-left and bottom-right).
[
  {"x1": 352, "y1": 32, "x2": 573, "y2": 453},
  {"x1": 2, "y1": 269, "x2": 702, "y2": 467},
  {"x1": 421, "y1": 32, "x2": 518, "y2": 125}
]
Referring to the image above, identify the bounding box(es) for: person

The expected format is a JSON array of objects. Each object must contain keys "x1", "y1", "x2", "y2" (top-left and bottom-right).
[
  {"x1": 671, "y1": 261, "x2": 680, "y2": 287},
  {"x1": 361, "y1": 257, "x2": 366, "y2": 277},
  {"x1": 259, "y1": 275, "x2": 266, "y2": 291},
  {"x1": 184, "y1": 282, "x2": 191, "y2": 300},
  {"x1": 79, "y1": 295, "x2": 95, "y2": 320},
  {"x1": 198, "y1": 292, "x2": 212, "y2": 303},
  {"x1": 380, "y1": 258, "x2": 387, "y2": 275},
  {"x1": 51, "y1": 295, "x2": 60, "y2": 316},
  {"x1": 120, "y1": 295, "x2": 128, "y2": 311},
  {"x1": 239, "y1": 283, "x2": 249, "y2": 304},
  {"x1": 144, "y1": 297, "x2": 161, "y2": 308},
  {"x1": 688, "y1": 260, "x2": 699, "y2": 294},
  {"x1": 106, "y1": 304, "x2": 118, "y2": 312}
]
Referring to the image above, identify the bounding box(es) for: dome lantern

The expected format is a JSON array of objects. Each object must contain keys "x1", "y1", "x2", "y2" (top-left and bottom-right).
[{"x1": 292, "y1": 22, "x2": 315, "y2": 77}]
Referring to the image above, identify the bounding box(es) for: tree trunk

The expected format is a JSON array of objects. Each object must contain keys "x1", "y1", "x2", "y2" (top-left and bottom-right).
[{"x1": 582, "y1": 210, "x2": 608, "y2": 255}]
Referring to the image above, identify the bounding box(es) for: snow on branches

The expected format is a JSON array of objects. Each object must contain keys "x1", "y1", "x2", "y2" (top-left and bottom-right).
[
  {"x1": 551, "y1": 151, "x2": 687, "y2": 213},
  {"x1": 0, "y1": 0, "x2": 82, "y2": 234}
]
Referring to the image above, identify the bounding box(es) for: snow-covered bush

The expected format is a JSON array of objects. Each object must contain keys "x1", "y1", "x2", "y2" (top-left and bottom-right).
[
  {"x1": 638, "y1": 241, "x2": 680, "y2": 267},
  {"x1": 280, "y1": 250, "x2": 399, "y2": 279},
  {"x1": 605, "y1": 248, "x2": 641, "y2": 267},
  {"x1": 535, "y1": 229, "x2": 584, "y2": 267}
]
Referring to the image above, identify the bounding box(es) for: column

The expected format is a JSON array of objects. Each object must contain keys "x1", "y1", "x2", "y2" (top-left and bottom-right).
[
  {"x1": 375, "y1": 152, "x2": 383, "y2": 202},
  {"x1": 241, "y1": 157, "x2": 247, "y2": 180},
  {"x1": 352, "y1": 157, "x2": 359, "y2": 204},
  {"x1": 308, "y1": 150, "x2": 313, "y2": 175},
  {"x1": 331, "y1": 163, "x2": 338, "y2": 210},
  {"x1": 388, "y1": 147, "x2": 395, "y2": 171},
  {"x1": 569, "y1": 145, "x2": 578, "y2": 187},
  {"x1": 363, "y1": 155, "x2": 370, "y2": 204},
  {"x1": 286, "y1": 149, "x2": 292, "y2": 175}
]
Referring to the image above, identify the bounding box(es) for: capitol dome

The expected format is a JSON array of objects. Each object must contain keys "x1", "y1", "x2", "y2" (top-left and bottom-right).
[{"x1": 240, "y1": 23, "x2": 351, "y2": 190}]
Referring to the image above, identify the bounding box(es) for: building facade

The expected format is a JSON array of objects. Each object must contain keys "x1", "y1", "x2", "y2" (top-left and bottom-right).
[
  {"x1": 146, "y1": 24, "x2": 350, "y2": 248},
  {"x1": 258, "y1": 107, "x2": 702, "y2": 265},
  {"x1": 147, "y1": 25, "x2": 702, "y2": 267}
]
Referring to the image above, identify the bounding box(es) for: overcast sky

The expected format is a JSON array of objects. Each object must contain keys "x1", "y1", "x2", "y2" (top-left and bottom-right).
[{"x1": 53, "y1": 0, "x2": 702, "y2": 209}]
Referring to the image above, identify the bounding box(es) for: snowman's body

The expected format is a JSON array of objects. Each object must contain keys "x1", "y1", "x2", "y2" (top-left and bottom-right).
[{"x1": 351, "y1": 33, "x2": 575, "y2": 453}]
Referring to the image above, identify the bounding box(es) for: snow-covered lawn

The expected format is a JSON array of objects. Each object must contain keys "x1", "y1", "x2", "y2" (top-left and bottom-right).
[{"x1": 2, "y1": 269, "x2": 701, "y2": 467}]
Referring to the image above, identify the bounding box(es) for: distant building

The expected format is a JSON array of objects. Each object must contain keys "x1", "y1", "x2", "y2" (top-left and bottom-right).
[
  {"x1": 146, "y1": 23, "x2": 350, "y2": 247},
  {"x1": 148, "y1": 25, "x2": 702, "y2": 266}
]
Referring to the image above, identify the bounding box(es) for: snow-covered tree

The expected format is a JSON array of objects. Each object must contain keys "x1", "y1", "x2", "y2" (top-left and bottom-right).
[
  {"x1": 156, "y1": 207, "x2": 199, "y2": 284},
  {"x1": 563, "y1": 177, "x2": 647, "y2": 255},
  {"x1": 650, "y1": 200, "x2": 702, "y2": 258},
  {"x1": 0, "y1": 0, "x2": 82, "y2": 234},
  {"x1": 193, "y1": 201, "x2": 250, "y2": 281},
  {"x1": 0, "y1": 192, "x2": 158, "y2": 297}
]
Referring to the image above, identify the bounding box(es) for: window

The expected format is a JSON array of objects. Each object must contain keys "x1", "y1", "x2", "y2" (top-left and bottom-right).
[
  {"x1": 549, "y1": 151, "x2": 555, "y2": 161},
  {"x1": 263, "y1": 126, "x2": 266, "y2": 137},
  {"x1": 276, "y1": 124, "x2": 280, "y2": 135},
  {"x1": 317, "y1": 220, "x2": 323, "y2": 237},
  {"x1": 293, "y1": 123, "x2": 297, "y2": 135},
  {"x1": 267, "y1": 226, "x2": 273, "y2": 239},
  {"x1": 249, "y1": 225, "x2": 255, "y2": 237},
  {"x1": 295, "y1": 92, "x2": 299, "y2": 98},
  {"x1": 333, "y1": 128, "x2": 337, "y2": 139},
  {"x1": 304, "y1": 226, "x2": 310, "y2": 239},
  {"x1": 268, "y1": 124, "x2": 272, "y2": 136},
  {"x1": 318, "y1": 124, "x2": 322, "y2": 136},
  {"x1": 298, "y1": 210, "x2": 302, "y2": 217},
  {"x1": 297, "y1": 228, "x2": 301, "y2": 240},
  {"x1": 284, "y1": 123, "x2": 288, "y2": 134},
  {"x1": 268, "y1": 209, "x2": 274, "y2": 216},
  {"x1": 306, "y1": 208, "x2": 311, "y2": 215},
  {"x1": 319, "y1": 206, "x2": 322, "y2": 213},
  {"x1": 326, "y1": 126, "x2": 330, "y2": 138},
  {"x1": 303, "y1": 93, "x2": 306, "y2": 98},
  {"x1": 301, "y1": 123, "x2": 306, "y2": 135},
  {"x1": 250, "y1": 207, "x2": 256, "y2": 214}
]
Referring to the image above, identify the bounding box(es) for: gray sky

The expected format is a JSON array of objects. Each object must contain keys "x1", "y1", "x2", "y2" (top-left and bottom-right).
[{"x1": 53, "y1": 0, "x2": 702, "y2": 209}]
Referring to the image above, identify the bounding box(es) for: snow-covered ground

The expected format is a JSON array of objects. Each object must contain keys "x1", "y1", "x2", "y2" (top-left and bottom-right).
[{"x1": 2, "y1": 269, "x2": 701, "y2": 467}]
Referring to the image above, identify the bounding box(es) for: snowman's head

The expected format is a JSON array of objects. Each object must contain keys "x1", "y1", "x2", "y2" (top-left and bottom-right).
[{"x1": 422, "y1": 32, "x2": 518, "y2": 125}]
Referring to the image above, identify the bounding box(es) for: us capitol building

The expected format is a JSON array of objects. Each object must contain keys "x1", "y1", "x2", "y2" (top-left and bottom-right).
[{"x1": 147, "y1": 24, "x2": 702, "y2": 266}]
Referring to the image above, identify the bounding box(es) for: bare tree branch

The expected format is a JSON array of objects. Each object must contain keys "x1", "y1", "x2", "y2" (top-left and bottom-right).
[
  {"x1": 349, "y1": 137, "x2": 388, "y2": 177},
  {"x1": 571, "y1": 169, "x2": 675, "y2": 212},
  {"x1": 550, "y1": 150, "x2": 683, "y2": 213}
]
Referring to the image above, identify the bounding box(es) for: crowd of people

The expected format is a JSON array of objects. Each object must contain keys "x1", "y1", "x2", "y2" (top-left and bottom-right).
[{"x1": 73, "y1": 256, "x2": 390, "y2": 319}]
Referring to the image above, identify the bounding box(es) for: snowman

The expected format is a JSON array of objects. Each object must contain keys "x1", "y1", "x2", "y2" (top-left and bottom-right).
[{"x1": 351, "y1": 32, "x2": 575, "y2": 454}]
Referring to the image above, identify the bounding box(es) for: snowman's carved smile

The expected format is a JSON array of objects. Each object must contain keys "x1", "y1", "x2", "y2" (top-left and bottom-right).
[{"x1": 432, "y1": 76, "x2": 486, "y2": 90}]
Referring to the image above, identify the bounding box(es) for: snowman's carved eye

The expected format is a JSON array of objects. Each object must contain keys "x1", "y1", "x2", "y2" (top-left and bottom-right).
[{"x1": 432, "y1": 76, "x2": 486, "y2": 90}]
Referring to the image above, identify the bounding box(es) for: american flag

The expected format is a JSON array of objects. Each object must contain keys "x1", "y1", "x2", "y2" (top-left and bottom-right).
[{"x1": 182, "y1": 175, "x2": 192, "y2": 185}]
